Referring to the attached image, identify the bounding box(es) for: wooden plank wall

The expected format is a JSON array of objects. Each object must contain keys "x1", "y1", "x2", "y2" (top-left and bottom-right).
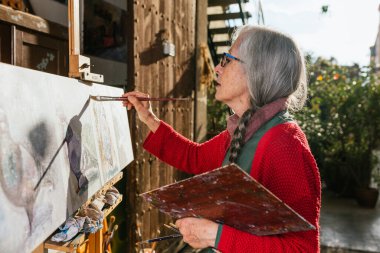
[{"x1": 125, "y1": 0, "x2": 196, "y2": 252}]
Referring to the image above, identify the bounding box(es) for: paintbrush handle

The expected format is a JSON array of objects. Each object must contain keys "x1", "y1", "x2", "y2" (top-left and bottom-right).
[
  {"x1": 95, "y1": 96, "x2": 190, "y2": 102},
  {"x1": 138, "y1": 97, "x2": 190, "y2": 101},
  {"x1": 136, "y1": 234, "x2": 183, "y2": 245}
]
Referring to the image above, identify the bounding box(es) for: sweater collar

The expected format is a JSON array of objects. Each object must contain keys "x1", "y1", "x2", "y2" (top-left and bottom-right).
[{"x1": 226, "y1": 98, "x2": 289, "y2": 142}]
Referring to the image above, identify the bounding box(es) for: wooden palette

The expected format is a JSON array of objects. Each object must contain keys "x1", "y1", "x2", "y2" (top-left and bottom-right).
[{"x1": 141, "y1": 164, "x2": 315, "y2": 236}]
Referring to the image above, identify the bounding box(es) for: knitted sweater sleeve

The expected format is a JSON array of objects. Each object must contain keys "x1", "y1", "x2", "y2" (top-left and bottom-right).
[
  {"x1": 217, "y1": 123, "x2": 321, "y2": 253},
  {"x1": 143, "y1": 121, "x2": 230, "y2": 174}
]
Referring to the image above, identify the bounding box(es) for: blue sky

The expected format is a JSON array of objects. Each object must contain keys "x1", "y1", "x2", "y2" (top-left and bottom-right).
[{"x1": 247, "y1": 0, "x2": 379, "y2": 66}]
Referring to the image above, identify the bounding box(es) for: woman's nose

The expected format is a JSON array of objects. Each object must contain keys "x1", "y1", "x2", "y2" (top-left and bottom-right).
[{"x1": 214, "y1": 63, "x2": 222, "y2": 75}]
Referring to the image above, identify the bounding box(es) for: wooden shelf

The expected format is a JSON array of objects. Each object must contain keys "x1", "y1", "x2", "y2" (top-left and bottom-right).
[
  {"x1": 44, "y1": 232, "x2": 88, "y2": 252},
  {"x1": 82, "y1": 172, "x2": 123, "y2": 209},
  {"x1": 43, "y1": 172, "x2": 124, "y2": 253},
  {"x1": 104, "y1": 194, "x2": 123, "y2": 218}
]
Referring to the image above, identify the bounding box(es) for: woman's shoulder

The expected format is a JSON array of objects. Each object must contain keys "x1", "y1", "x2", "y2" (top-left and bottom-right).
[{"x1": 260, "y1": 121, "x2": 310, "y2": 150}]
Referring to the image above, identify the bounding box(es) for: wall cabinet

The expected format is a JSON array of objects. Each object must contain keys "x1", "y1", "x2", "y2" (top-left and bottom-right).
[{"x1": 0, "y1": 4, "x2": 68, "y2": 76}]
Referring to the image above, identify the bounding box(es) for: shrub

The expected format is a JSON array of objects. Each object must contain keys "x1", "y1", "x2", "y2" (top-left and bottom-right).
[{"x1": 296, "y1": 57, "x2": 380, "y2": 196}]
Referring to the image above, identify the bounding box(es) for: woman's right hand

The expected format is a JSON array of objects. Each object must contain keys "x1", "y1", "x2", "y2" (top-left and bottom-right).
[{"x1": 122, "y1": 91, "x2": 160, "y2": 132}]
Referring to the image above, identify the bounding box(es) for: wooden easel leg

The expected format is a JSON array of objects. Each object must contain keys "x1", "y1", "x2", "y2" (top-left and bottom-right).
[
  {"x1": 102, "y1": 219, "x2": 110, "y2": 253},
  {"x1": 88, "y1": 233, "x2": 97, "y2": 253},
  {"x1": 95, "y1": 226, "x2": 104, "y2": 253},
  {"x1": 32, "y1": 243, "x2": 45, "y2": 253},
  {"x1": 88, "y1": 219, "x2": 109, "y2": 253}
]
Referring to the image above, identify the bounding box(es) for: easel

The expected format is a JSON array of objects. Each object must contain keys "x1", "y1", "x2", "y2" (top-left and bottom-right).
[{"x1": 32, "y1": 172, "x2": 123, "y2": 253}]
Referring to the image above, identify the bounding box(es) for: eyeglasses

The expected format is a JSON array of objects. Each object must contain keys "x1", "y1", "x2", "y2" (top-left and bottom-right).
[{"x1": 220, "y1": 52, "x2": 244, "y2": 67}]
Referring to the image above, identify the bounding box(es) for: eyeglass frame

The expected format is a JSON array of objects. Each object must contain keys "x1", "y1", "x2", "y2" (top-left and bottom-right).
[{"x1": 220, "y1": 52, "x2": 244, "y2": 67}]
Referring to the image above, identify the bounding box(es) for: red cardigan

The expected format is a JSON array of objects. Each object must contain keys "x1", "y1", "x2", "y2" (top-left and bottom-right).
[{"x1": 143, "y1": 121, "x2": 321, "y2": 253}]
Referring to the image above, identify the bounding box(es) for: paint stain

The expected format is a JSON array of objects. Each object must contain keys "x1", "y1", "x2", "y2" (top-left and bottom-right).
[
  {"x1": 36, "y1": 21, "x2": 47, "y2": 29},
  {"x1": 10, "y1": 14, "x2": 22, "y2": 22},
  {"x1": 4, "y1": 152, "x2": 21, "y2": 189},
  {"x1": 0, "y1": 108, "x2": 23, "y2": 204},
  {"x1": 28, "y1": 122, "x2": 49, "y2": 159},
  {"x1": 66, "y1": 115, "x2": 88, "y2": 193}
]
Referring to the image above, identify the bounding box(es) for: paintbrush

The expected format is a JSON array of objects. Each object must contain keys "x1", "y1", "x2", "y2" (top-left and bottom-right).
[
  {"x1": 164, "y1": 223, "x2": 180, "y2": 234},
  {"x1": 104, "y1": 224, "x2": 119, "y2": 252},
  {"x1": 105, "y1": 216, "x2": 116, "y2": 236},
  {"x1": 136, "y1": 233, "x2": 183, "y2": 245},
  {"x1": 90, "y1": 95, "x2": 191, "y2": 102}
]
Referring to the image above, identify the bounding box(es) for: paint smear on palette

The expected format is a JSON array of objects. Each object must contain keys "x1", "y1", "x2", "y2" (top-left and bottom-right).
[{"x1": 92, "y1": 102, "x2": 118, "y2": 182}]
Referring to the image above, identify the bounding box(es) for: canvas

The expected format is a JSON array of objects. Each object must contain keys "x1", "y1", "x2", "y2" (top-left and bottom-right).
[{"x1": 0, "y1": 63, "x2": 133, "y2": 253}]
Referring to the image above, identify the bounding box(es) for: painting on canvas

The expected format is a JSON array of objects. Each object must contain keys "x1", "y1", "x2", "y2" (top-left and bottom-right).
[{"x1": 0, "y1": 63, "x2": 133, "y2": 253}]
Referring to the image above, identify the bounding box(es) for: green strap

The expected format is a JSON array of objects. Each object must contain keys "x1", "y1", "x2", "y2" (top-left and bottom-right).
[
  {"x1": 214, "y1": 223, "x2": 223, "y2": 248},
  {"x1": 222, "y1": 111, "x2": 293, "y2": 174}
]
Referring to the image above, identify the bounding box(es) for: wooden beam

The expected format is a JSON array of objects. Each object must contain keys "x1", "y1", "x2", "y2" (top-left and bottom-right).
[
  {"x1": 195, "y1": 0, "x2": 209, "y2": 142},
  {"x1": 216, "y1": 53, "x2": 224, "y2": 59},
  {"x1": 208, "y1": 0, "x2": 237, "y2": 7},
  {"x1": 31, "y1": 243, "x2": 44, "y2": 253},
  {"x1": 208, "y1": 12, "x2": 251, "y2": 21},
  {"x1": 213, "y1": 40, "x2": 231, "y2": 47},
  {"x1": 208, "y1": 0, "x2": 249, "y2": 7},
  {"x1": 0, "y1": 4, "x2": 67, "y2": 39},
  {"x1": 209, "y1": 26, "x2": 235, "y2": 35},
  {"x1": 68, "y1": 0, "x2": 79, "y2": 55}
]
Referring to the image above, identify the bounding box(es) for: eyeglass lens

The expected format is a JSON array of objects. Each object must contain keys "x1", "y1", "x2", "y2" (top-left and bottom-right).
[{"x1": 220, "y1": 55, "x2": 230, "y2": 67}]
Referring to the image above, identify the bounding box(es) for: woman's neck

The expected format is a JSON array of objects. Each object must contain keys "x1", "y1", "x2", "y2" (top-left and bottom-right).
[{"x1": 229, "y1": 103, "x2": 252, "y2": 117}]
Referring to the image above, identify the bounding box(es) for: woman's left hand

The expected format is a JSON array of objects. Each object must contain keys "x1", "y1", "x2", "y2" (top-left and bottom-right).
[{"x1": 175, "y1": 217, "x2": 219, "y2": 249}]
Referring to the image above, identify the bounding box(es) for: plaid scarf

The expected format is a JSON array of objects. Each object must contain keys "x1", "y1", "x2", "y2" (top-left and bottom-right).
[{"x1": 226, "y1": 98, "x2": 289, "y2": 142}]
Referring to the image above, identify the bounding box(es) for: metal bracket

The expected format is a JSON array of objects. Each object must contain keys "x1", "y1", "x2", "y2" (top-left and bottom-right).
[{"x1": 69, "y1": 55, "x2": 104, "y2": 83}]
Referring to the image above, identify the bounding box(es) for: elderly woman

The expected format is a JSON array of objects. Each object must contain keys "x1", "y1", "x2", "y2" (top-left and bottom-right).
[{"x1": 123, "y1": 25, "x2": 321, "y2": 253}]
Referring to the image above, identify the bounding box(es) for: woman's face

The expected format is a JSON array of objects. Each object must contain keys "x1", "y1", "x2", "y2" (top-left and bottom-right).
[{"x1": 214, "y1": 39, "x2": 251, "y2": 117}]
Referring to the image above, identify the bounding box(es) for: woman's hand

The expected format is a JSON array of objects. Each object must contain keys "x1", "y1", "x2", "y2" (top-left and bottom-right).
[
  {"x1": 175, "y1": 218, "x2": 219, "y2": 249},
  {"x1": 122, "y1": 91, "x2": 160, "y2": 132}
]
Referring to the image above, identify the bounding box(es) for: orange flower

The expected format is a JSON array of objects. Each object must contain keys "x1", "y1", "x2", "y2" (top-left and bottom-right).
[{"x1": 333, "y1": 73, "x2": 340, "y2": 80}]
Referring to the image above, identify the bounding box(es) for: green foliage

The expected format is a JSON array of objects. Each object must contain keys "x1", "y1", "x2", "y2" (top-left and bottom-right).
[
  {"x1": 207, "y1": 83, "x2": 230, "y2": 139},
  {"x1": 296, "y1": 57, "x2": 380, "y2": 195}
]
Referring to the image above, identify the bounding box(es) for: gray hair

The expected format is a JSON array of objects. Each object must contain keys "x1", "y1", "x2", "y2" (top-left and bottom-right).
[{"x1": 232, "y1": 25, "x2": 307, "y2": 111}]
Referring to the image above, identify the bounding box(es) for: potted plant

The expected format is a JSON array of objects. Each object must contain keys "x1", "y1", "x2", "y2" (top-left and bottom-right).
[{"x1": 296, "y1": 57, "x2": 380, "y2": 207}]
